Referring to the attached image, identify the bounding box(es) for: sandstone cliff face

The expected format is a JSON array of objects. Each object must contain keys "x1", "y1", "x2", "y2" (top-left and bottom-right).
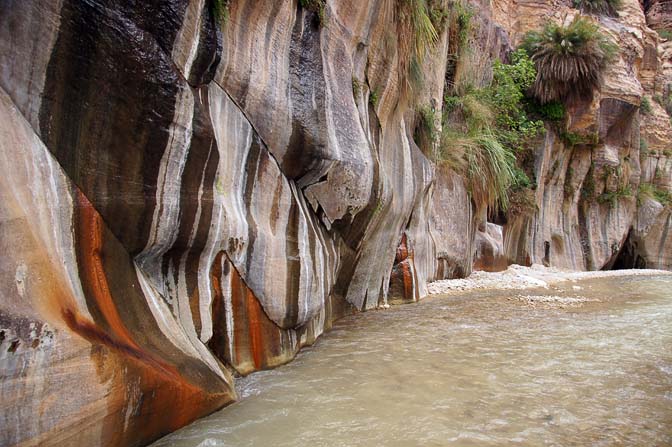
[{"x1": 0, "y1": 0, "x2": 670, "y2": 446}]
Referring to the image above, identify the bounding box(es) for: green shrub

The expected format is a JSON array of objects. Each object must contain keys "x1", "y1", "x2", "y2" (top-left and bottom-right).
[
  {"x1": 638, "y1": 182, "x2": 672, "y2": 207},
  {"x1": 486, "y1": 50, "x2": 544, "y2": 153},
  {"x1": 438, "y1": 51, "x2": 546, "y2": 212},
  {"x1": 573, "y1": 0, "x2": 621, "y2": 16},
  {"x1": 597, "y1": 184, "x2": 632, "y2": 206},
  {"x1": 211, "y1": 0, "x2": 230, "y2": 25},
  {"x1": 300, "y1": 0, "x2": 327, "y2": 26},
  {"x1": 511, "y1": 166, "x2": 532, "y2": 189},
  {"x1": 521, "y1": 16, "x2": 616, "y2": 104},
  {"x1": 369, "y1": 89, "x2": 379, "y2": 108},
  {"x1": 438, "y1": 50, "x2": 551, "y2": 213},
  {"x1": 531, "y1": 100, "x2": 566, "y2": 121},
  {"x1": 414, "y1": 105, "x2": 440, "y2": 154},
  {"x1": 657, "y1": 29, "x2": 672, "y2": 40},
  {"x1": 641, "y1": 96, "x2": 652, "y2": 115}
]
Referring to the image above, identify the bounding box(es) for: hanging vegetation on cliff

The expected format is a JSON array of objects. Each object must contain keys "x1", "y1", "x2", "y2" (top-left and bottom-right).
[
  {"x1": 395, "y1": 0, "x2": 442, "y2": 94},
  {"x1": 439, "y1": 50, "x2": 543, "y2": 213}
]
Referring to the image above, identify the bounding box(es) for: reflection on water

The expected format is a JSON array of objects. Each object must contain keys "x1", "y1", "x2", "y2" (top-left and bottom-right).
[{"x1": 153, "y1": 275, "x2": 672, "y2": 447}]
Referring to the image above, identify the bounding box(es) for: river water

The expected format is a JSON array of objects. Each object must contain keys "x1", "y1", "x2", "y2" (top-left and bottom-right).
[{"x1": 154, "y1": 274, "x2": 672, "y2": 447}]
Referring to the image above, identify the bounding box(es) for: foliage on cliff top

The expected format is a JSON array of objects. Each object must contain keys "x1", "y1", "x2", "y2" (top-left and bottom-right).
[
  {"x1": 444, "y1": 50, "x2": 543, "y2": 154},
  {"x1": 573, "y1": 0, "x2": 621, "y2": 16},
  {"x1": 521, "y1": 16, "x2": 616, "y2": 104}
]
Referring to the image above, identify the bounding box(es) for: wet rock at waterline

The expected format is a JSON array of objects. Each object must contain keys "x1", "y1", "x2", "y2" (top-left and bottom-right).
[{"x1": 0, "y1": 0, "x2": 671, "y2": 446}]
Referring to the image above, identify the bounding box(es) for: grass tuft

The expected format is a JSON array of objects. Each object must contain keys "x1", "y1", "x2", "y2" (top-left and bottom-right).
[
  {"x1": 395, "y1": 0, "x2": 440, "y2": 95},
  {"x1": 572, "y1": 0, "x2": 621, "y2": 16},
  {"x1": 438, "y1": 128, "x2": 516, "y2": 212}
]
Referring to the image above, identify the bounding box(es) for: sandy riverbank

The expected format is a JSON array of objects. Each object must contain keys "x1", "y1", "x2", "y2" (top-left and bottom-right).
[{"x1": 427, "y1": 264, "x2": 671, "y2": 296}]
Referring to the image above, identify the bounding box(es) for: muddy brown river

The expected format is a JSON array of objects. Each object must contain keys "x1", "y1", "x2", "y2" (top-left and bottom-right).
[{"x1": 153, "y1": 274, "x2": 672, "y2": 446}]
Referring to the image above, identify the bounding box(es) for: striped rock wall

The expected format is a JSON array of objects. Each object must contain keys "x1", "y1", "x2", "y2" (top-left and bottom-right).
[{"x1": 0, "y1": 1, "x2": 462, "y2": 445}]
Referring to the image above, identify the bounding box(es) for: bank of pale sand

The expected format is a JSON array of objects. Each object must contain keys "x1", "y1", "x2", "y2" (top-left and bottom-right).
[{"x1": 427, "y1": 264, "x2": 671, "y2": 296}]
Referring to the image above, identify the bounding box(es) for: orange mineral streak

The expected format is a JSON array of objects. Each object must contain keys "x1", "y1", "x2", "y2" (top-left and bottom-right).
[
  {"x1": 401, "y1": 261, "x2": 414, "y2": 300},
  {"x1": 69, "y1": 190, "x2": 183, "y2": 382},
  {"x1": 228, "y1": 265, "x2": 266, "y2": 369},
  {"x1": 245, "y1": 281, "x2": 266, "y2": 370},
  {"x1": 75, "y1": 191, "x2": 138, "y2": 349},
  {"x1": 394, "y1": 234, "x2": 416, "y2": 301},
  {"x1": 396, "y1": 233, "x2": 410, "y2": 262}
]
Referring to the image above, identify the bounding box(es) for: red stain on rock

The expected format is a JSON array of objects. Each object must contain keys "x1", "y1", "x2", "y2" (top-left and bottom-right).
[
  {"x1": 73, "y1": 191, "x2": 144, "y2": 353},
  {"x1": 388, "y1": 234, "x2": 419, "y2": 303},
  {"x1": 208, "y1": 253, "x2": 294, "y2": 375},
  {"x1": 66, "y1": 190, "x2": 234, "y2": 446},
  {"x1": 229, "y1": 264, "x2": 278, "y2": 372}
]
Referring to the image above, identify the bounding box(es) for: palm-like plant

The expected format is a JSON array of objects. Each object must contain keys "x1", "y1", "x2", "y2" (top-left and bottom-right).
[{"x1": 521, "y1": 16, "x2": 616, "y2": 104}]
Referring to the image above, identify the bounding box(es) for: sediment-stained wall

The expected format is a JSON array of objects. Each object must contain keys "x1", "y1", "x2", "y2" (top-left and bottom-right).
[{"x1": 0, "y1": 0, "x2": 670, "y2": 446}]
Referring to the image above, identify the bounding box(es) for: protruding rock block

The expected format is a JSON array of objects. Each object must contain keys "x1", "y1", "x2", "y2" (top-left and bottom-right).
[{"x1": 474, "y1": 223, "x2": 509, "y2": 272}]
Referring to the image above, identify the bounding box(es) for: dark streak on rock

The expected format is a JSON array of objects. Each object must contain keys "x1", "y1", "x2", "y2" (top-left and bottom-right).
[{"x1": 39, "y1": 0, "x2": 184, "y2": 255}]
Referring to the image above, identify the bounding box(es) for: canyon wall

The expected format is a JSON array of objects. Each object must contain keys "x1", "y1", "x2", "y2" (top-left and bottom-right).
[
  {"x1": 0, "y1": 0, "x2": 670, "y2": 446},
  {"x1": 491, "y1": 0, "x2": 672, "y2": 271}
]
